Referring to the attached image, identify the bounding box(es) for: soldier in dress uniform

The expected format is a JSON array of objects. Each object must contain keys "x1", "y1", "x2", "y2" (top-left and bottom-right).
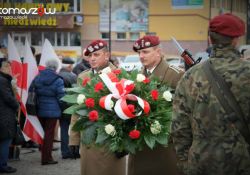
[
  {"x1": 171, "y1": 13, "x2": 250, "y2": 175},
  {"x1": 130, "y1": 35, "x2": 184, "y2": 175},
  {"x1": 69, "y1": 40, "x2": 129, "y2": 175}
]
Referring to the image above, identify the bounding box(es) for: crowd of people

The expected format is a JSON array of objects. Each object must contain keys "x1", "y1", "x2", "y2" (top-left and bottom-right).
[{"x1": 0, "y1": 13, "x2": 250, "y2": 175}]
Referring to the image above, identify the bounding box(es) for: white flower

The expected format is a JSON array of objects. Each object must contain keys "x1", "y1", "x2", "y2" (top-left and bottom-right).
[
  {"x1": 101, "y1": 67, "x2": 112, "y2": 74},
  {"x1": 105, "y1": 124, "x2": 116, "y2": 136},
  {"x1": 110, "y1": 100, "x2": 114, "y2": 108},
  {"x1": 136, "y1": 74, "x2": 146, "y2": 82},
  {"x1": 150, "y1": 121, "x2": 162, "y2": 135},
  {"x1": 77, "y1": 94, "x2": 86, "y2": 104},
  {"x1": 163, "y1": 91, "x2": 172, "y2": 101}
]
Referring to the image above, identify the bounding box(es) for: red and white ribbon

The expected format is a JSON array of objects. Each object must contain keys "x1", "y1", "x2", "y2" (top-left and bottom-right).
[{"x1": 99, "y1": 72, "x2": 150, "y2": 120}]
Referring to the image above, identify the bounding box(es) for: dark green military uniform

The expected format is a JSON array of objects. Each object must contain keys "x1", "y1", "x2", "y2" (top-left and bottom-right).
[
  {"x1": 131, "y1": 57, "x2": 184, "y2": 175},
  {"x1": 171, "y1": 45, "x2": 250, "y2": 175}
]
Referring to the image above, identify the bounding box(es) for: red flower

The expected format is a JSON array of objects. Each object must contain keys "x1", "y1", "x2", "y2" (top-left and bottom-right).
[
  {"x1": 82, "y1": 77, "x2": 90, "y2": 86},
  {"x1": 129, "y1": 129, "x2": 141, "y2": 139},
  {"x1": 88, "y1": 110, "x2": 98, "y2": 122},
  {"x1": 125, "y1": 84, "x2": 135, "y2": 93},
  {"x1": 94, "y1": 82, "x2": 104, "y2": 92},
  {"x1": 85, "y1": 98, "x2": 95, "y2": 108},
  {"x1": 151, "y1": 90, "x2": 159, "y2": 100},
  {"x1": 143, "y1": 78, "x2": 150, "y2": 84},
  {"x1": 112, "y1": 69, "x2": 121, "y2": 75},
  {"x1": 128, "y1": 104, "x2": 135, "y2": 113}
]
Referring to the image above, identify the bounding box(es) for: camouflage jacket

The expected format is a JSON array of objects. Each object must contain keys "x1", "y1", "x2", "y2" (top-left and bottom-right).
[{"x1": 171, "y1": 45, "x2": 250, "y2": 175}]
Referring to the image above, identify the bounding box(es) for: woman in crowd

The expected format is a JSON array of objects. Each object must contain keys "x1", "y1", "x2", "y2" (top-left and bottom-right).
[
  {"x1": 0, "y1": 58, "x2": 19, "y2": 173},
  {"x1": 32, "y1": 59, "x2": 65, "y2": 165}
]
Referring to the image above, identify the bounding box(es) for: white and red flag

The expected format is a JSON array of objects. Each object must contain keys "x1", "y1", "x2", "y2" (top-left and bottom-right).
[
  {"x1": 7, "y1": 34, "x2": 23, "y2": 98},
  {"x1": 21, "y1": 38, "x2": 44, "y2": 144},
  {"x1": 39, "y1": 38, "x2": 61, "y2": 72},
  {"x1": 8, "y1": 35, "x2": 44, "y2": 144}
]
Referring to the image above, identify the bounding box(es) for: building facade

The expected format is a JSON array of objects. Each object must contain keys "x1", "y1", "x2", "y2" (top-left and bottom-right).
[
  {"x1": 0, "y1": 0, "x2": 248, "y2": 59},
  {"x1": 0, "y1": 0, "x2": 83, "y2": 58}
]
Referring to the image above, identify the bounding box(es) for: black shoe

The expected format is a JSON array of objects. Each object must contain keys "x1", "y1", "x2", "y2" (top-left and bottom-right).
[
  {"x1": 52, "y1": 147, "x2": 59, "y2": 151},
  {"x1": 62, "y1": 154, "x2": 74, "y2": 159},
  {"x1": 53, "y1": 139, "x2": 61, "y2": 143},
  {"x1": 41, "y1": 160, "x2": 58, "y2": 165},
  {"x1": 75, "y1": 154, "x2": 80, "y2": 159},
  {"x1": 0, "y1": 166, "x2": 17, "y2": 173}
]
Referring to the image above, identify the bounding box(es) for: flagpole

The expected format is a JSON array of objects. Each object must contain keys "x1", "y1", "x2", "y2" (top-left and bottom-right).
[{"x1": 17, "y1": 57, "x2": 24, "y2": 123}]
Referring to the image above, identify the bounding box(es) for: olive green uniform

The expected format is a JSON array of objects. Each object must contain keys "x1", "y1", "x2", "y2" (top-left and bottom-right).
[
  {"x1": 69, "y1": 63, "x2": 130, "y2": 175},
  {"x1": 131, "y1": 57, "x2": 184, "y2": 175}
]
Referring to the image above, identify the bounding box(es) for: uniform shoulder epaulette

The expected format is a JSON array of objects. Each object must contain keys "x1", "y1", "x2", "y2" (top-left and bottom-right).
[
  {"x1": 169, "y1": 65, "x2": 182, "y2": 74},
  {"x1": 78, "y1": 69, "x2": 91, "y2": 78}
]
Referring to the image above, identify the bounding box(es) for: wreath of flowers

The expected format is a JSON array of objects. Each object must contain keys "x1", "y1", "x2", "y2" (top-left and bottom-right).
[{"x1": 62, "y1": 67, "x2": 173, "y2": 154}]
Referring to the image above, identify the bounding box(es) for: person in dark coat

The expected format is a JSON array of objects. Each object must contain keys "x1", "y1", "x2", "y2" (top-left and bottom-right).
[
  {"x1": 0, "y1": 58, "x2": 19, "y2": 173},
  {"x1": 58, "y1": 58, "x2": 77, "y2": 159},
  {"x1": 72, "y1": 55, "x2": 90, "y2": 76},
  {"x1": 32, "y1": 59, "x2": 65, "y2": 165}
]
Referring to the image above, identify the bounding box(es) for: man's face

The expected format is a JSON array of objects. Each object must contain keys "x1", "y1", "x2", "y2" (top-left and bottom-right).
[
  {"x1": 88, "y1": 49, "x2": 109, "y2": 69},
  {"x1": 137, "y1": 46, "x2": 161, "y2": 69}
]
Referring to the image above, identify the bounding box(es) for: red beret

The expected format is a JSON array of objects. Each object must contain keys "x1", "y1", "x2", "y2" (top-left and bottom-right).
[
  {"x1": 209, "y1": 13, "x2": 245, "y2": 37},
  {"x1": 133, "y1": 35, "x2": 160, "y2": 52},
  {"x1": 84, "y1": 40, "x2": 108, "y2": 56}
]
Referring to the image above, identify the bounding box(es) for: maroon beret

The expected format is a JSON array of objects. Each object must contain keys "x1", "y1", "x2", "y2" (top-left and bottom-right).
[
  {"x1": 84, "y1": 40, "x2": 108, "y2": 56},
  {"x1": 133, "y1": 35, "x2": 160, "y2": 52},
  {"x1": 209, "y1": 13, "x2": 245, "y2": 37}
]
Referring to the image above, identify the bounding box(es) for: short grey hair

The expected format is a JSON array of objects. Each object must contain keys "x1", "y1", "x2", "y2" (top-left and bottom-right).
[{"x1": 45, "y1": 59, "x2": 59, "y2": 71}]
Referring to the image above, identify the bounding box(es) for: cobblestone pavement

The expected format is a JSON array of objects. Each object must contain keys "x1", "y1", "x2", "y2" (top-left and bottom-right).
[{"x1": 5, "y1": 144, "x2": 80, "y2": 175}]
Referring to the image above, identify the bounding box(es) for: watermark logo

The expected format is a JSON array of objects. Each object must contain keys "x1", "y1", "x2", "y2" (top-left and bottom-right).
[
  {"x1": 0, "y1": 4, "x2": 56, "y2": 19},
  {"x1": 37, "y1": 4, "x2": 45, "y2": 17}
]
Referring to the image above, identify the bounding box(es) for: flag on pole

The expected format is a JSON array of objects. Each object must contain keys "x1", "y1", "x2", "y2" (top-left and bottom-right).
[
  {"x1": 22, "y1": 38, "x2": 44, "y2": 144},
  {"x1": 39, "y1": 39, "x2": 61, "y2": 72},
  {"x1": 7, "y1": 34, "x2": 23, "y2": 97},
  {"x1": 8, "y1": 35, "x2": 44, "y2": 144}
]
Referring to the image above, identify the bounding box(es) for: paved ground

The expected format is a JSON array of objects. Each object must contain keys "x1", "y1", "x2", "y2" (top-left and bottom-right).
[{"x1": 5, "y1": 143, "x2": 80, "y2": 175}]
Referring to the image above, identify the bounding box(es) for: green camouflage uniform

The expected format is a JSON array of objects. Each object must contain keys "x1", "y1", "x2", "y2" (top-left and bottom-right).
[{"x1": 171, "y1": 45, "x2": 250, "y2": 175}]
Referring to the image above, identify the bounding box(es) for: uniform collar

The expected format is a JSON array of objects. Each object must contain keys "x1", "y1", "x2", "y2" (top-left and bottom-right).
[{"x1": 210, "y1": 45, "x2": 240, "y2": 60}]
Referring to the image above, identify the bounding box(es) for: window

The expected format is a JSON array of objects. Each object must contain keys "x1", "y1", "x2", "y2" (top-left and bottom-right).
[
  {"x1": 117, "y1": 33, "x2": 126, "y2": 40},
  {"x1": 0, "y1": 34, "x2": 7, "y2": 48},
  {"x1": 29, "y1": 32, "x2": 80, "y2": 46},
  {"x1": 70, "y1": 32, "x2": 81, "y2": 46},
  {"x1": 44, "y1": 32, "x2": 55, "y2": 46},
  {"x1": 101, "y1": 32, "x2": 109, "y2": 39},
  {"x1": 130, "y1": 32, "x2": 140, "y2": 40},
  {"x1": 56, "y1": 32, "x2": 68, "y2": 46},
  {"x1": 31, "y1": 32, "x2": 42, "y2": 46},
  {"x1": 77, "y1": 0, "x2": 81, "y2": 12}
]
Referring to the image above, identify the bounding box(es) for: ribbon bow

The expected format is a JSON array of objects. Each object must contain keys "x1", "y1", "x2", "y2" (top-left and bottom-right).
[{"x1": 99, "y1": 72, "x2": 150, "y2": 120}]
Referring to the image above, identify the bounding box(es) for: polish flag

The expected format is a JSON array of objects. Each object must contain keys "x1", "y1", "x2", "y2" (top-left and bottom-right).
[
  {"x1": 7, "y1": 34, "x2": 23, "y2": 97},
  {"x1": 39, "y1": 39, "x2": 61, "y2": 72},
  {"x1": 8, "y1": 35, "x2": 44, "y2": 144},
  {"x1": 22, "y1": 38, "x2": 44, "y2": 144}
]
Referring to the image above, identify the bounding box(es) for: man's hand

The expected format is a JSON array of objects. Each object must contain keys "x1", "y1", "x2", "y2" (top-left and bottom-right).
[{"x1": 69, "y1": 145, "x2": 80, "y2": 159}]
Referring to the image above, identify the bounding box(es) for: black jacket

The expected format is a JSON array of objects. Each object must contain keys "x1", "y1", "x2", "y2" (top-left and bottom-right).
[
  {"x1": 72, "y1": 59, "x2": 90, "y2": 75},
  {"x1": 0, "y1": 71, "x2": 19, "y2": 140},
  {"x1": 59, "y1": 68, "x2": 77, "y2": 117}
]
